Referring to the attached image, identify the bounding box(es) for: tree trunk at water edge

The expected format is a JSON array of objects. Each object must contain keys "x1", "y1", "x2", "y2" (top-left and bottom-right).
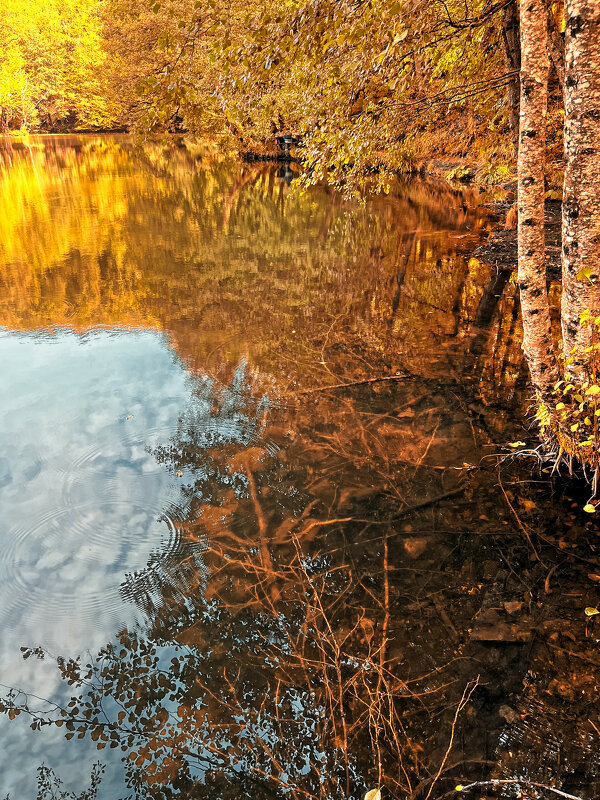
[
  {"x1": 560, "y1": 0, "x2": 600, "y2": 383},
  {"x1": 517, "y1": 0, "x2": 559, "y2": 399}
]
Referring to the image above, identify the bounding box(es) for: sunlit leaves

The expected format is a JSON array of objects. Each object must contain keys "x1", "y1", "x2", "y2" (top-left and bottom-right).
[
  {"x1": 0, "y1": 0, "x2": 113, "y2": 131},
  {"x1": 98, "y1": 0, "x2": 517, "y2": 190}
]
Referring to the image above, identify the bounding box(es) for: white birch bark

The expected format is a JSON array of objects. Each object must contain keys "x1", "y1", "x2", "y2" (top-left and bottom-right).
[
  {"x1": 517, "y1": 0, "x2": 559, "y2": 399},
  {"x1": 560, "y1": 0, "x2": 600, "y2": 383}
]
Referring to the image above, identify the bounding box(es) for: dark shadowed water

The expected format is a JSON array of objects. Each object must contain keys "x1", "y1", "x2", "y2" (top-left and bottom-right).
[{"x1": 0, "y1": 135, "x2": 598, "y2": 800}]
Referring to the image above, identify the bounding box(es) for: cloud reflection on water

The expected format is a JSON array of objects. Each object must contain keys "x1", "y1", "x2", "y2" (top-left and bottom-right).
[{"x1": 0, "y1": 328, "x2": 198, "y2": 797}]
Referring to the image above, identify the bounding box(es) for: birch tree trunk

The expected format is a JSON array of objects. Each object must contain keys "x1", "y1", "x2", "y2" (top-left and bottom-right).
[
  {"x1": 560, "y1": 0, "x2": 600, "y2": 382},
  {"x1": 517, "y1": 0, "x2": 559, "y2": 399}
]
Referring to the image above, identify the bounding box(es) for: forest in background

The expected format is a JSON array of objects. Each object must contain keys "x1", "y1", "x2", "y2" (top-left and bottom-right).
[{"x1": 0, "y1": 0, "x2": 566, "y2": 191}]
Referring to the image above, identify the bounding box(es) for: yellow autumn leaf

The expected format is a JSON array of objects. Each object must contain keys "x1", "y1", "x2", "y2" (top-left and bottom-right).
[
  {"x1": 507, "y1": 441, "x2": 526, "y2": 448},
  {"x1": 586, "y1": 385, "x2": 600, "y2": 395},
  {"x1": 584, "y1": 607, "x2": 600, "y2": 616},
  {"x1": 520, "y1": 499, "x2": 536, "y2": 512},
  {"x1": 583, "y1": 504, "x2": 596, "y2": 513}
]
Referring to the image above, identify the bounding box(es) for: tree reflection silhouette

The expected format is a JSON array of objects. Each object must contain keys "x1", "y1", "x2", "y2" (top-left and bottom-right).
[
  {"x1": 1, "y1": 363, "x2": 476, "y2": 800},
  {"x1": 3, "y1": 310, "x2": 598, "y2": 799},
  {"x1": 2, "y1": 140, "x2": 568, "y2": 799}
]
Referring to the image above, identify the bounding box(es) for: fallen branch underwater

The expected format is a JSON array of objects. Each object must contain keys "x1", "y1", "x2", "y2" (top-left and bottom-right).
[
  {"x1": 437, "y1": 778, "x2": 584, "y2": 800},
  {"x1": 297, "y1": 373, "x2": 411, "y2": 395}
]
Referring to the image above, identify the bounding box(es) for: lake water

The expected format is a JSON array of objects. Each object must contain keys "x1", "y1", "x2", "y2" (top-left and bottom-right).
[{"x1": 0, "y1": 135, "x2": 598, "y2": 800}]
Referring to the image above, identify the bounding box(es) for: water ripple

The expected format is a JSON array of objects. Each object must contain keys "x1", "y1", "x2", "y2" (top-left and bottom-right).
[{"x1": 0, "y1": 498, "x2": 174, "y2": 625}]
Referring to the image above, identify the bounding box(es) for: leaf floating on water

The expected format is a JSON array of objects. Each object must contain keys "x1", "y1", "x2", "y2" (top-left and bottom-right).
[
  {"x1": 588, "y1": 574, "x2": 600, "y2": 583},
  {"x1": 520, "y1": 499, "x2": 536, "y2": 512},
  {"x1": 583, "y1": 504, "x2": 596, "y2": 513},
  {"x1": 507, "y1": 441, "x2": 526, "y2": 448},
  {"x1": 503, "y1": 600, "x2": 523, "y2": 614},
  {"x1": 177, "y1": 471, "x2": 183, "y2": 477},
  {"x1": 584, "y1": 607, "x2": 600, "y2": 616},
  {"x1": 403, "y1": 536, "x2": 429, "y2": 559},
  {"x1": 364, "y1": 790, "x2": 381, "y2": 800}
]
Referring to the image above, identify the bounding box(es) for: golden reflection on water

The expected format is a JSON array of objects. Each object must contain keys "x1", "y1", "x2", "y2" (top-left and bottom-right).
[{"x1": 0, "y1": 134, "x2": 516, "y2": 393}]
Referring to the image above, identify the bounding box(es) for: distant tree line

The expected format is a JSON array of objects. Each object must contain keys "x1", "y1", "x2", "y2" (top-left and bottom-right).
[{"x1": 0, "y1": 0, "x2": 565, "y2": 186}]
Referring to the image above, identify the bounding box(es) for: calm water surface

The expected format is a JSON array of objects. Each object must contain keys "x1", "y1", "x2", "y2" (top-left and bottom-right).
[{"x1": 0, "y1": 136, "x2": 598, "y2": 799}]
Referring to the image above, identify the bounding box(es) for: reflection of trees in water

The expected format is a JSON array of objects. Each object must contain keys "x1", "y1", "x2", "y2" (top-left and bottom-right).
[
  {"x1": 0, "y1": 134, "x2": 532, "y2": 405},
  {"x1": 0, "y1": 137, "x2": 496, "y2": 362},
  {"x1": 120, "y1": 362, "x2": 270, "y2": 629},
  {"x1": 5, "y1": 138, "x2": 595, "y2": 797},
  {"x1": 0, "y1": 360, "x2": 488, "y2": 798},
  {"x1": 2, "y1": 346, "x2": 600, "y2": 798},
  {"x1": 109, "y1": 366, "x2": 446, "y2": 798}
]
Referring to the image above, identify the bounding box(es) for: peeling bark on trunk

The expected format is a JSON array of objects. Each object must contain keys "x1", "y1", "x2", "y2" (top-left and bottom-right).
[
  {"x1": 501, "y1": 0, "x2": 521, "y2": 152},
  {"x1": 560, "y1": 0, "x2": 600, "y2": 382},
  {"x1": 517, "y1": 0, "x2": 560, "y2": 398}
]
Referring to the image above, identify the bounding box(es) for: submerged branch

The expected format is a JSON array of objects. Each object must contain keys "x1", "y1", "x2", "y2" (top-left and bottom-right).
[{"x1": 297, "y1": 373, "x2": 411, "y2": 395}]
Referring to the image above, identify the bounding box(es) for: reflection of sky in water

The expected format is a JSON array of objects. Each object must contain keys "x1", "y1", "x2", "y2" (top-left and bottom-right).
[{"x1": 0, "y1": 328, "x2": 197, "y2": 797}]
